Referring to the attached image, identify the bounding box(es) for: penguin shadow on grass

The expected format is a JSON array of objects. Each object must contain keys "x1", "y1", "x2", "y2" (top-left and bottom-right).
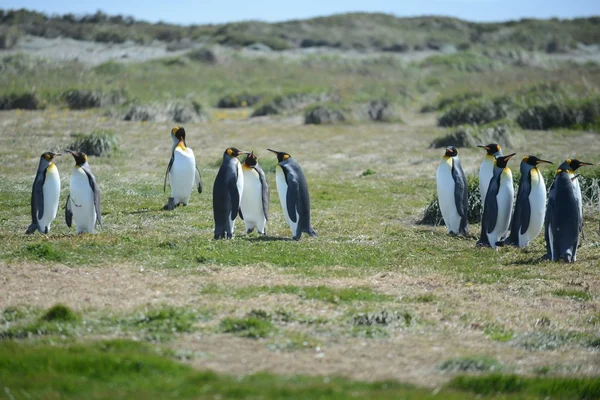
[{"x1": 243, "y1": 234, "x2": 294, "y2": 242}]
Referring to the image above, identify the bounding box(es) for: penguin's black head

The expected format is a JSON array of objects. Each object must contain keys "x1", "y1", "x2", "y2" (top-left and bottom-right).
[
  {"x1": 267, "y1": 148, "x2": 291, "y2": 163},
  {"x1": 495, "y1": 153, "x2": 516, "y2": 169},
  {"x1": 171, "y1": 126, "x2": 186, "y2": 144},
  {"x1": 225, "y1": 147, "x2": 249, "y2": 158},
  {"x1": 477, "y1": 143, "x2": 501, "y2": 156},
  {"x1": 66, "y1": 149, "x2": 88, "y2": 166},
  {"x1": 523, "y1": 155, "x2": 553, "y2": 167},
  {"x1": 444, "y1": 146, "x2": 458, "y2": 158},
  {"x1": 567, "y1": 159, "x2": 594, "y2": 171},
  {"x1": 244, "y1": 151, "x2": 258, "y2": 167},
  {"x1": 41, "y1": 151, "x2": 61, "y2": 163}
]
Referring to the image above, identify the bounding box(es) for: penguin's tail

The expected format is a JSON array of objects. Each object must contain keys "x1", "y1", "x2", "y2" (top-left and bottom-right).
[{"x1": 25, "y1": 223, "x2": 37, "y2": 235}]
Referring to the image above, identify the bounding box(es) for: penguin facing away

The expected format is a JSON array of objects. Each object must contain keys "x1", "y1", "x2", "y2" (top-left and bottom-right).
[
  {"x1": 505, "y1": 155, "x2": 553, "y2": 248},
  {"x1": 239, "y1": 151, "x2": 270, "y2": 235},
  {"x1": 26, "y1": 151, "x2": 62, "y2": 235},
  {"x1": 65, "y1": 150, "x2": 102, "y2": 234},
  {"x1": 477, "y1": 153, "x2": 516, "y2": 249},
  {"x1": 163, "y1": 126, "x2": 202, "y2": 211},
  {"x1": 213, "y1": 147, "x2": 249, "y2": 239},
  {"x1": 436, "y1": 146, "x2": 468, "y2": 235},
  {"x1": 477, "y1": 143, "x2": 503, "y2": 210},
  {"x1": 267, "y1": 149, "x2": 317, "y2": 240},
  {"x1": 544, "y1": 159, "x2": 593, "y2": 262}
]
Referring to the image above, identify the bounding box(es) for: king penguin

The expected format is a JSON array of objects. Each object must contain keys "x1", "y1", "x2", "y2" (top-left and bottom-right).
[
  {"x1": 477, "y1": 143, "x2": 503, "y2": 209},
  {"x1": 213, "y1": 147, "x2": 249, "y2": 239},
  {"x1": 505, "y1": 156, "x2": 553, "y2": 248},
  {"x1": 65, "y1": 150, "x2": 102, "y2": 234},
  {"x1": 544, "y1": 159, "x2": 593, "y2": 262},
  {"x1": 163, "y1": 126, "x2": 202, "y2": 210},
  {"x1": 26, "y1": 151, "x2": 62, "y2": 235},
  {"x1": 240, "y1": 151, "x2": 270, "y2": 235},
  {"x1": 436, "y1": 146, "x2": 468, "y2": 235},
  {"x1": 477, "y1": 153, "x2": 516, "y2": 249},
  {"x1": 267, "y1": 149, "x2": 317, "y2": 240}
]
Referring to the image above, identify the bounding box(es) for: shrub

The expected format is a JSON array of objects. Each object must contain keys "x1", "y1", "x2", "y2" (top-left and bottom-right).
[
  {"x1": 421, "y1": 91, "x2": 483, "y2": 113},
  {"x1": 430, "y1": 122, "x2": 513, "y2": 149},
  {"x1": 438, "y1": 97, "x2": 511, "y2": 127},
  {"x1": 304, "y1": 104, "x2": 347, "y2": 125},
  {"x1": 42, "y1": 304, "x2": 79, "y2": 322},
  {"x1": 186, "y1": 48, "x2": 217, "y2": 63},
  {"x1": 217, "y1": 93, "x2": 262, "y2": 108},
  {"x1": 516, "y1": 96, "x2": 600, "y2": 131},
  {"x1": 62, "y1": 89, "x2": 125, "y2": 109},
  {"x1": 68, "y1": 130, "x2": 119, "y2": 157},
  {"x1": 94, "y1": 29, "x2": 127, "y2": 44},
  {"x1": 0, "y1": 92, "x2": 40, "y2": 110},
  {"x1": 251, "y1": 93, "x2": 330, "y2": 117},
  {"x1": 123, "y1": 101, "x2": 207, "y2": 123}
]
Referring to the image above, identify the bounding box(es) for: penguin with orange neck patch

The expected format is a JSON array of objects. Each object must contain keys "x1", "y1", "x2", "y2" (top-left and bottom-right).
[
  {"x1": 505, "y1": 155, "x2": 553, "y2": 248},
  {"x1": 267, "y1": 149, "x2": 317, "y2": 240},
  {"x1": 240, "y1": 151, "x2": 269, "y2": 235},
  {"x1": 65, "y1": 150, "x2": 102, "y2": 234},
  {"x1": 26, "y1": 151, "x2": 62, "y2": 234},
  {"x1": 477, "y1": 153, "x2": 516, "y2": 249},
  {"x1": 163, "y1": 126, "x2": 202, "y2": 211},
  {"x1": 213, "y1": 147, "x2": 249, "y2": 239}
]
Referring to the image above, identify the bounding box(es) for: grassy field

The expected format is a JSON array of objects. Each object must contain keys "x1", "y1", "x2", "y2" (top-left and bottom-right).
[{"x1": 0, "y1": 22, "x2": 600, "y2": 397}]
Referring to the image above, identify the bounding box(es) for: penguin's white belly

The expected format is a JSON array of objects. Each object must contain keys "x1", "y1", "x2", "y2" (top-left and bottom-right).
[
  {"x1": 70, "y1": 167, "x2": 96, "y2": 233},
  {"x1": 276, "y1": 166, "x2": 298, "y2": 236},
  {"x1": 488, "y1": 175, "x2": 513, "y2": 249},
  {"x1": 170, "y1": 148, "x2": 196, "y2": 205},
  {"x1": 519, "y1": 171, "x2": 546, "y2": 247},
  {"x1": 436, "y1": 161, "x2": 461, "y2": 234},
  {"x1": 479, "y1": 157, "x2": 494, "y2": 210},
  {"x1": 39, "y1": 165, "x2": 61, "y2": 231},
  {"x1": 241, "y1": 168, "x2": 266, "y2": 233}
]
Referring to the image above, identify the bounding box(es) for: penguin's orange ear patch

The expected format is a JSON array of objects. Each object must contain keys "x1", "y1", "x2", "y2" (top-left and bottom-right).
[
  {"x1": 282, "y1": 154, "x2": 290, "y2": 160},
  {"x1": 227, "y1": 148, "x2": 233, "y2": 157},
  {"x1": 44, "y1": 154, "x2": 51, "y2": 161},
  {"x1": 523, "y1": 156, "x2": 529, "y2": 162},
  {"x1": 171, "y1": 126, "x2": 179, "y2": 135}
]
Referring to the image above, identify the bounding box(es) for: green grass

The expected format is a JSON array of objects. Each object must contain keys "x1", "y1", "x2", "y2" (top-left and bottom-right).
[
  {"x1": 219, "y1": 316, "x2": 276, "y2": 339},
  {"x1": 201, "y1": 284, "x2": 394, "y2": 303},
  {"x1": 448, "y1": 374, "x2": 600, "y2": 398},
  {"x1": 552, "y1": 289, "x2": 593, "y2": 302},
  {"x1": 3, "y1": 340, "x2": 597, "y2": 399}
]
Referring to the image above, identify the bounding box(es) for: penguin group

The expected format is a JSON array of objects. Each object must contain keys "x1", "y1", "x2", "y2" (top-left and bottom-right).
[
  {"x1": 27, "y1": 150, "x2": 102, "y2": 236},
  {"x1": 212, "y1": 146, "x2": 317, "y2": 240},
  {"x1": 436, "y1": 144, "x2": 593, "y2": 262},
  {"x1": 27, "y1": 126, "x2": 317, "y2": 241}
]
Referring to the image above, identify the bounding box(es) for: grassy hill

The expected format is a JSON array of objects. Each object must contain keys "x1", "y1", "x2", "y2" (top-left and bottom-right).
[{"x1": 1, "y1": 9, "x2": 599, "y2": 52}]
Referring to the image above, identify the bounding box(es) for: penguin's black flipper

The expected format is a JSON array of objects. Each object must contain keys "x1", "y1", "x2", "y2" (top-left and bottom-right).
[
  {"x1": 195, "y1": 166, "x2": 203, "y2": 194},
  {"x1": 256, "y1": 164, "x2": 270, "y2": 221},
  {"x1": 163, "y1": 152, "x2": 175, "y2": 192},
  {"x1": 33, "y1": 170, "x2": 46, "y2": 222},
  {"x1": 451, "y1": 158, "x2": 468, "y2": 234},
  {"x1": 229, "y1": 179, "x2": 240, "y2": 221},
  {"x1": 83, "y1": 165, "x2": 102, "y2": 226},
  {"x1": 544, "y1": 180, "x2": 556, "y2": 259},
  {"x1": 238, "y1": 208, "x2": 244, "y2": 220},
  {"x1": 65, "y1": 194, "x2": 73, "y2": 228},
  {"x1": 286, "y1": 177, "x2": 299, "y2": 224},
  {"x1": 484, "y1": 178, "x2": 500, "y2": 235}
]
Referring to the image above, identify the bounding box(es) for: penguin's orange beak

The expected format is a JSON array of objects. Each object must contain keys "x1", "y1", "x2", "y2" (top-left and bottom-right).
[
  {"x1": 535, "y1": 159, "x2": 553, "y2": 165},
  {"x1": 477, "y1": 145, "x2": 489, "y2": 150},
  {"x1": 579, "y1": 161, "x2": 594, "y2": 167},
  {"x1": 504, "y1": 153, "x2": 517, "y2": 160}
]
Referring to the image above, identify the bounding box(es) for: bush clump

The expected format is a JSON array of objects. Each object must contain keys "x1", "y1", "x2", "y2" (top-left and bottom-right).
[
  {"x1": 363, "y1": 99, "x2": 400, "y2": 122},
  {"x1": 438, "y1": 97, "x2": 512, "y2": 127},
  {"x1": 516, "y1": 97, "x2": 600, "y2": 131},
  {"x1": 42, "y1": 304, "x2": 79, "y2": 322},
  {"x1": 251, "y1": 93, "x2": 330, "y2": 117},
  {"x1": 217, "y1": 93, "x2": 262, "y2": 108},
  {"x1": 68, "y1": 130, "x2": 119, "y2": 157},
  {"x1": 186, "y1": 48, "x2": 218, "y2": 63},
  {"x1": 421, "y1": 91, "x2": 483, "y2": 113},
  {"x1": 0, "y1": 92, "x2": 40, "y2": 110},
  {"x1": 304, "y1": 104, "x2": 347, "y2": 125},
  {"x1": 430, "y1": 122, "x2": 513, "y2": 149},
  {"x1": 62, "y1": 89, "x2": 125, "y2": 109},
  {"x1": 123, "y1": 101, "x2": 207, "y2": 123}
]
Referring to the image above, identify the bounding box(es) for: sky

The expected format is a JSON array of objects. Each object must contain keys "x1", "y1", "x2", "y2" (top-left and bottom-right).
[{"x1": 2, "y1": 0, "x2": 599, "y2": 25}]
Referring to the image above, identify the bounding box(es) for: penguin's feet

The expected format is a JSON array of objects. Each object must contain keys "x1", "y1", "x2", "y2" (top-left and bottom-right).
[
  {"x1": 163, "y1": 197, "x2": 176, "y2": 211},
  {"x1": 475, "y1": 240, "x2": 491, "y2": 248},
  {"x1": 246, "y1": 228, "x2": 254, "y2": 234}
]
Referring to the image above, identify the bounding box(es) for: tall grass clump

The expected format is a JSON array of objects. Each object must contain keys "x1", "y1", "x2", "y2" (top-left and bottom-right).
[
  {"x1": 68, "y1": 130, "x2": 119, "y2": 157},
  {"x1": 437, "y1": 97, "x2": 513, "y2": 127},
  {"x1": 516, "y1": 96, "x2": 600, "y2": 131}
]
